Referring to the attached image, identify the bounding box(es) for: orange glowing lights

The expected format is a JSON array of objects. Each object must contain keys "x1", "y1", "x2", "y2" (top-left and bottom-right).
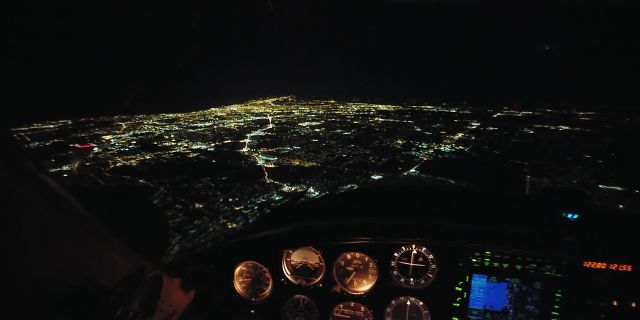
[{"x1": 582, "y1": 261, "x2": 633, "y2": 272}]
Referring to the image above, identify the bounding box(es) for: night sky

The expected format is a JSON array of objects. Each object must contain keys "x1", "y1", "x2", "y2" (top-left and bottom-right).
[{"x1": 7, "y1": 0, "x2": 640, "y2": 125}]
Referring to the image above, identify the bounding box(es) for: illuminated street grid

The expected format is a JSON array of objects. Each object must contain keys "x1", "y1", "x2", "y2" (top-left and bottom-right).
[{"x1": 12, "y1": 96, "x2": 639, "y2": 261}]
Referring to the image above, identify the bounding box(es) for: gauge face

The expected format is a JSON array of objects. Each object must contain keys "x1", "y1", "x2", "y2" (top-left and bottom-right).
[
  {"x1": 390, "y1": 244, "x2": 437, "y2": 288},
  {"x1": 384, "y1": 296, "x2": 431, "y2": 320},
  {"x1": 282, "y1": 246, "x2": 326, "y2": 286},
  {"x1": 281, "y1": 295, "x2": 319, "y2": 320},
  {"x1": 330, "y1": 301, "x2": 374, "y2": 320},
  {"x1": 233, "y1": 261, "x2": 273, "y2": 302},
  {"x1": 333, "y1": 251, "x2": 378, "y2": 295}
]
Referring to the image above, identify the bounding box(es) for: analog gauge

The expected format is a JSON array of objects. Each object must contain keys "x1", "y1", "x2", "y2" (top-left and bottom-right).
[
  {"x1": 390, "y1": 244, "x2": 437, "y2": 288},
  {"x1": 384, "y1": 296, "x2": 431, "y2": 320},
  {"x1": 330, "y1": 301, "x2": 374, "y2": 320},
  {"x1": 233, "y1": 261, "x2": 273, "y2": 302},
  {"x1": 333, "y1": 251, "x2": 378, "y2": 295},
  {"x1": 281, "y1": 295, "x2": 319, "y2": 320},
  {"x1": 282, "y1": 246, "x2": 326, "y2": 286}
]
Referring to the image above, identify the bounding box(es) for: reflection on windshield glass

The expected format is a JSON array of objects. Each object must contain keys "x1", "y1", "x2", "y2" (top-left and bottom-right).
[{"x1": 12, "y1": 96, "x2": 639, "y2": 262}]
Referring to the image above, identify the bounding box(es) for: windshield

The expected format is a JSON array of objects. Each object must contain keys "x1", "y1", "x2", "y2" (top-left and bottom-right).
[
  {"x1": 7, "y1": 1, "x2": 639, "y2": 263},
  {"x1": 11, "y1": 96, "x2": 639, "y2": 261}
]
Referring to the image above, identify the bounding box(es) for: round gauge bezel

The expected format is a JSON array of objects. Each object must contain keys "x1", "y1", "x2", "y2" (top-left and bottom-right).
[
  {"x1": 282, "y1": 246, "x2": 326, "y2": 287},
  {"x1": 330, "y1": 301, "x2": 374, "y2": 320},
  {"x1": 332, "y1": 251, "x2": 379, "y2": 295},
  {"x1": 384, "y1": 296, "x2": 431, "y2": 320},
  {"x1": 390, "y1": 244, "x2": 438, "y2": 289},
  {"x1": 233, "y1": 260, "x2": 273, "y2": 302},
  {"x1": 281, "y1": 294, "x2": 320, "y2": 320}
]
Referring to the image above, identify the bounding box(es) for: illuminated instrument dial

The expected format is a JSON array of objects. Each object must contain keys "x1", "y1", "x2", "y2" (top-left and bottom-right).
[
  {"x1": 333, "y1": 251, "x2": 378, "y2": 295},
  {"x1": 233, "y1": 261, "x2": 273, "y2": 302},
  {"x1": 384, "y1": 296, "x2": 431, "y2": 320},
  {"x1": 330, "y1": 301, "x2": 374, "y2": 320},
  {"x1": 282, "y1": 246, "x2": 326, "y2": 286},
  {"x1": 281, "y1": 295, "x2": 319, "y2": 320},
  {"x1": 390, "y1": 244, "x2": 437, "y2": 288}
]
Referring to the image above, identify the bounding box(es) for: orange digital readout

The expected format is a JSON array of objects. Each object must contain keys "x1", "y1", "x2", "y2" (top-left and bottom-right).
[{"x1": 583, "y1": 261, "x2": 633, "y2": 272}]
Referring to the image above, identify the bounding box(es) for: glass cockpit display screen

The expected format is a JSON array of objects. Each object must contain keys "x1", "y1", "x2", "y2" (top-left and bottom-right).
[{"x1": 467, "y1": 273, "x2": 548, "y2": 320}]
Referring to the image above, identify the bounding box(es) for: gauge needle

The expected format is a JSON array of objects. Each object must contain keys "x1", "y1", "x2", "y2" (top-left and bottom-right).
[
  {"x1": 332, "y1": 313, "x2": 351, "y2": 319},
  {"x1": 409, "y1": 250, "x2": 416, "y2": 275},
  {"x1": 345, "y1": 271, "x2": 356, "y2": 285},
  {"x1": 398, "y1": 261, "x2": 427, "y2": 267},
  {"x1": 406, "y1": 300, "x2": 411, "y2": 320}
]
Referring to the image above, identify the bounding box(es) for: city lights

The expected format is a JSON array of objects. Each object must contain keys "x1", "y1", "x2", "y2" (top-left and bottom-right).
[{"x1": 11, "y1": 96, "x2": 638, "y2": 261}]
